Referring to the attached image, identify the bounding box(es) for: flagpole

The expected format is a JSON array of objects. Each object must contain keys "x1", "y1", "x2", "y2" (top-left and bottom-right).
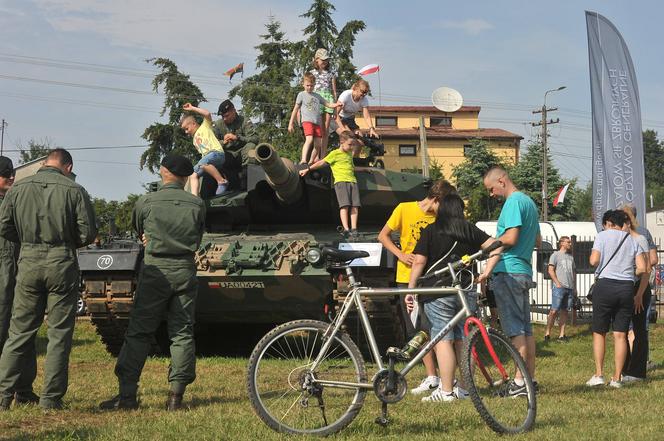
[{"x1": 378, "y1": 70, "x2": 382, "y2": 106}]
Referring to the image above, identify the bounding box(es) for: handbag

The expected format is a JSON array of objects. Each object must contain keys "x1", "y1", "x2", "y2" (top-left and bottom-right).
[{"x1": 586, "y1": 232, "x2": 629, "y2": 301}]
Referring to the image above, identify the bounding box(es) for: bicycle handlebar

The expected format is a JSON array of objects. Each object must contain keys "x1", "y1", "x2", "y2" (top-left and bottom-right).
[{"x1": 417, "y1": 240, "x2": 503, "y2": 283}]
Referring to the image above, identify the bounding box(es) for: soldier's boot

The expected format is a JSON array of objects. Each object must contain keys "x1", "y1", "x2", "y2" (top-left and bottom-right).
[
  {"x1": 0, "y1": 396, "x2": 12, "y2": 411},
  {"x1": 14, "y1": 391, "x2": 39, "y2": 405},
  {"x1": 166, "y1": 392, "x2": 184, "y2": 411},
  {"x1": 99, "y1": 394, "x2": 139, "y2": 411}
]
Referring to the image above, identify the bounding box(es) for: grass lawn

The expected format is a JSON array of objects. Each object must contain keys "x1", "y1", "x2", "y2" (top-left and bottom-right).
[{"x1": 1, "y1": 319, "x2": 664, "y2": 440}]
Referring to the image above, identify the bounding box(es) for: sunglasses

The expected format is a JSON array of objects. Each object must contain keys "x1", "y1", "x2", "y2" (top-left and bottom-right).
[{"x1": 359, "y1": 89, "x2": 369, "y2": 96}]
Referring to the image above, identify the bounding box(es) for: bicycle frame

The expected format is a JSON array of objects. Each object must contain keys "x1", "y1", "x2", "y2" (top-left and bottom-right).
[{"x1": 310, "y1": 263, "x2": 493, "y2": 391}]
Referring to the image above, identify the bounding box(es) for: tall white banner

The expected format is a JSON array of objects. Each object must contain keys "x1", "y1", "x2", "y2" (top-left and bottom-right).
[{"x1": 586, "y1": 11, "x2": 645, "y2": 231}]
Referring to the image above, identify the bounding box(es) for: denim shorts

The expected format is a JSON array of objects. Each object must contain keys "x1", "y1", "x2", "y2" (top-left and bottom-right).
[
  {"x1": 194, "y1": 151, "x2": 225, "y2": 177},
  {"x1": 491, "y1": 273, "x2": 533, "y2": 337},
  {"x1": 423, "y1": 291, "x2": 477, "y2": 341},
  {"x1": 551, "y1": 286, "x2": 573, "y2": 311}
]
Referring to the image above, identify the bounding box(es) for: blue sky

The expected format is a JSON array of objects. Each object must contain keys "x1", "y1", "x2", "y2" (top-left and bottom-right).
[{"x1": 0, "y1": 0, "x2": 662, "y2": 200}]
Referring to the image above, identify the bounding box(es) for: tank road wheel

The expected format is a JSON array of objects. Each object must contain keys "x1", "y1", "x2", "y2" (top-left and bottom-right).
[{"x1": 247, "y1": 320, "x2": 367, "y2": 436}]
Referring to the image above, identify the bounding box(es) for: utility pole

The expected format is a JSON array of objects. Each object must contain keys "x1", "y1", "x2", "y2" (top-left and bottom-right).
[
  {"x1": 419, "y1": 116, "x2": 429, "y2": 178},
  {"x1": 0, "y1": 119, "x2": 6, "y2": 156},
  {"x1": 532, "y1": 86, "x2": 565, "y2": 221}
]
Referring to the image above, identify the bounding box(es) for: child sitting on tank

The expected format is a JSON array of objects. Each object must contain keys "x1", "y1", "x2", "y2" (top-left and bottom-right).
[
  {"x1": 181, "y1": 102, "x2": 229, "y2": 197},
  {"x1": 299, "y1": 131, "x2": 361, "y2": 240}
]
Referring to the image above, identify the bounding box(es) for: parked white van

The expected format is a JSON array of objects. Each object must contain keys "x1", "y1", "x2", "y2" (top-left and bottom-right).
[{"x1": 475, "y1": 221, "x2": 598, "y2": 323}]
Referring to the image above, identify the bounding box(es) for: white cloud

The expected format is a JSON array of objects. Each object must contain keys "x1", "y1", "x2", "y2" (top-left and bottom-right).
[
  {"x1": 437, "y1": 18, "x2": 494, "y2": 35},
  {"x1": 33, "y1": 0, "x2": 306, "y2": 59}
]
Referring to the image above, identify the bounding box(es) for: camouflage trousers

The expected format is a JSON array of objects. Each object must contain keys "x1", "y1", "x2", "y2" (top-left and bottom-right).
[
  {"x1": 0, "y1": 250, "x2": 37, "y2": 395},
  {"x1": 115, "y1": 262, "x2": 198, "y2": 396},
  {"x1": 0, "y1": 246, "x2": 79, "y2": 406}
]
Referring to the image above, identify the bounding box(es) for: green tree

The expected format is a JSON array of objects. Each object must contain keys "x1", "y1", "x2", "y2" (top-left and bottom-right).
[
  {"x1": 230, "y1": 17, "x2": 302, "y2": 161},
  {"x1": 511, "y1": 141, "x2": 576, "y2": 220},
  {"x1": 297, "y1": 0, "x2": 366, "y2": 91},
  {"x1": 643, "y1": 129, "x2": 664, "y2": 187},
  {"x1": 570, "y1": 182, "x2": 593, "y2": 221},
  {"x1": 450, "y1": 139, "x2": 504, "y2": 221},
  {"x1": 141, "y1": 58, "x2": 205, "y2": 172},
  {"x1": 16, "y1": 138, "x2": 53, "y2": 164},
  {"x1": 92, "y1": 194, "x2": 140, "y2": 239}
]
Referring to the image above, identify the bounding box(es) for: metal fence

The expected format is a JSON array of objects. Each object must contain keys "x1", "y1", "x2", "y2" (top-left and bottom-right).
[{"x1": 528, "y1": 235, "x2": 663, "y2": 324}]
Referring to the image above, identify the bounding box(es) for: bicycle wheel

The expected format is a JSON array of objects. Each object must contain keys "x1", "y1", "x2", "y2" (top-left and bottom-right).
[
  {"x1": 247, "y1": 320, "x2": 367, "y2": 436},
  {"x1": 461, "y1": 327, "x2": 536, "y2": 434}
]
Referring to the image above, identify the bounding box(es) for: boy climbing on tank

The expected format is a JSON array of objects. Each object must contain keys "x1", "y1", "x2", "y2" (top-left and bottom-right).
[
  {"x1": 299, "y1": 131, "x2": 361, "y2": 240},
  {"x1": 181, "y1": 103, "x2": 229, "y2": 197}
]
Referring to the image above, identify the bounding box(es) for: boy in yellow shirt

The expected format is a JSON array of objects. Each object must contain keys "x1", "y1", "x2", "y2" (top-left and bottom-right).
[
  {"x1": 378, "y1": 179, "x2": 456, "y2": 394},
  {"x1": 300, "y1": 131, "x2": 361, "y2": 239},
  {"x1": 181, "y1": 103, "x2": 228, "y2": 197}
]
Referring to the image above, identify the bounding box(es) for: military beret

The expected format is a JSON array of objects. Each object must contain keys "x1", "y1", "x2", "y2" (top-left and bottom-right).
[
  {"x1": 161, "y1": 154, "x2": 193, "y2": 177},
  {"x1": 0, "y1": 156, "x2": 14, "y2": 177},
  {"x1": 217, "y1": 99, "x2": 235, "y2": 115}
]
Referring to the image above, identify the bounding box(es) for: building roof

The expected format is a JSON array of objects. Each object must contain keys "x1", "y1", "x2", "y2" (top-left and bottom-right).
[
  {"x1": 376, "y1": 127, "x2": 523, "y2": 141},
  {"x1": 367, "y1": 105, "x2": 481, "y2": 113}
]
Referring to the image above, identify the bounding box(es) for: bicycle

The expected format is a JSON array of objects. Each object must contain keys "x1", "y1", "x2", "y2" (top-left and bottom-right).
[{"x1": 246, "y1": 242, "x2": 536, "y2": 436}]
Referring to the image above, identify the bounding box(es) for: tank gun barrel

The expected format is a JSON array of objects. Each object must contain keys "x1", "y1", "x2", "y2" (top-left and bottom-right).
[{"x1": 255, "y1": 143, "x2": 303, "y2": 204}]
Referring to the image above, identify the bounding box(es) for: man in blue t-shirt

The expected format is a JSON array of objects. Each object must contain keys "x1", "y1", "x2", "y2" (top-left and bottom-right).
[{"x1": 479, "y1": 166, "x2": 541, "y2": 397}]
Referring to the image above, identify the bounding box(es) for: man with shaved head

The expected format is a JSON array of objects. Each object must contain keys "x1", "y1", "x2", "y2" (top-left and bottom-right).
[{"x1": 478, "y1": 165, "x2": 541, "y2": 397}]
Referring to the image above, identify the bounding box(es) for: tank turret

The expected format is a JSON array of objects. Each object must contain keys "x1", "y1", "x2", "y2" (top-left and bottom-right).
[{"x1": 255, "y1": 143, "x2": 303, "y2": 204}]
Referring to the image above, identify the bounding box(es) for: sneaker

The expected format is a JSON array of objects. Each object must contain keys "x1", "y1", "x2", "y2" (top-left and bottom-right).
[
  {"x1": 454, "y1": 385, "x2": 470, "y2": 400},
  {"x1": 585, "y1": 375, "x2": 605, "y2": 387},
  {"x1": 543, "y1": 335, "x2": 550, "y2": 342},
  {"x1": 215, "y1": 183, "x2": 228, "y2": 196},
  {"x1": 608, "y1": 379, "x2": 623, "y2": 388},
  {"x1": 410, "y1": 376, "x2": 440, "y2": 395},
  {"x1": 422, "y1": 388, "x2": 456, "y2": 403},
  {"x1": 621, "y1": 375, "x2": 643, "y2": 384},
  {"x1": 557, "y1": 336, "x2": 570, "y2": 342},
  {"x1": 498, "y1": 380, "x2": 527, "y2": 398}
]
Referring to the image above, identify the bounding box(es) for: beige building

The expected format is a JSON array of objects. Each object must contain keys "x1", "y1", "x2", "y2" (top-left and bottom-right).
[{"x1": 355, "y1": 106, "x2": 522, "y2": 179}]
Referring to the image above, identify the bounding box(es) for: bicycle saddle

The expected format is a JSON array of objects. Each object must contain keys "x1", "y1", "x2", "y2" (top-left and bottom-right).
[{"x1": 322, "y1": 247, "x2": 369, "y2": 263}]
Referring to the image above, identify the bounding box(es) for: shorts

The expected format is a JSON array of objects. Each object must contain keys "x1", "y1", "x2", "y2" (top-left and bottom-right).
[
  {"x1": 551, "y1": 286, "x2": 574, "y2": 311},
  {"x1": 317, "y1": 89, "x2": 335, "y2": 115},
  {"x1": 334, "y1": 182, "x2": 361, "y2": 208},
  {"x1": 194, "y1": 151, "x2": 225, "y2": 177},
  {"x1": 423, "y1": 291, "x2": 477, "y2": 341},
  {"x1": 302, "y1": 121, "x2": 323, "y2": 138},
  {"x1": 340, "y1": 116, "x2": 359, "y2": 131},
  {"x1": 491, "y1": 272, "x2": 533, "y2": 337},
  {"x1": 591, "y1": 278, "x2": 635, "y2": 333}
]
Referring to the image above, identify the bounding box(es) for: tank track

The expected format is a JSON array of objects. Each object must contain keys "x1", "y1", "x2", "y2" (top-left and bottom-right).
[
  {"x1": 89, "y1": 314, "x2": 130, "y2": 356},
  {"x1": 83, "y1": 274, "x2": 168, "y2": 356}
]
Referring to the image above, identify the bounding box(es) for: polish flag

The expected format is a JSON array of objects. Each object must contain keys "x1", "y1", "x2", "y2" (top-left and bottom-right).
[
  {"x1": 357, "y1": 64, "x2": 380, "y2": 76},
  {"x1": 553, "y1": 183, "x2": 570, "y2": 207}
]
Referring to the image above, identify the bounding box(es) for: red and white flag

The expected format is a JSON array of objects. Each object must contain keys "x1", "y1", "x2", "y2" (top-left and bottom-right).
[
  {"x1": 357, "y1": 64, "x2": 380, "y2": 76},
  {"x1": 553, "y1": 183, "x2": 570, "y2": 207}
]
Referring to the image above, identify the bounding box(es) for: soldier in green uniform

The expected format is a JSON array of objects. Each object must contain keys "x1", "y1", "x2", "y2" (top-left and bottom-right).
[
  {"x1": 213, "y1": 99, "x2": 259, "y2": 172},
  {"x1": 0, "y1": 157, "x2": 38, "y2": 409},
  {"x1": 0, "y1": 149, "x2": 97, "y2": 411},
  {"x1": 100, "y1": 154, "x2": 205, "y2": 411}
]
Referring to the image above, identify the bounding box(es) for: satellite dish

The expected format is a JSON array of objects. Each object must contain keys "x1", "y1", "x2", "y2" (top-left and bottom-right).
[{"x1": 431, "y1": 87, "x2": 463, "y2": 112}]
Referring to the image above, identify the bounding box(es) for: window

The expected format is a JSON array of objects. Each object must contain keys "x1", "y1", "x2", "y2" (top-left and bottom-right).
[
  {"x1": 463, "y1": 144, "x2": 473, "y2": 157},
  {"x1": 430, "y1": 116, "x2": 452, "y2": 127},
  {"x1": 399, "y1": 144, "x2": 417, "y2": 156},
  {"x1": 376, "y1": 116, "x2": 397, "y2": 127}
]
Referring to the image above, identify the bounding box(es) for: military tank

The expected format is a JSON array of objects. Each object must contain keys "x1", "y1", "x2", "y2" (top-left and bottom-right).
[{"x1": 79, "y1": 142, "x2": 430, "y2": 356}]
